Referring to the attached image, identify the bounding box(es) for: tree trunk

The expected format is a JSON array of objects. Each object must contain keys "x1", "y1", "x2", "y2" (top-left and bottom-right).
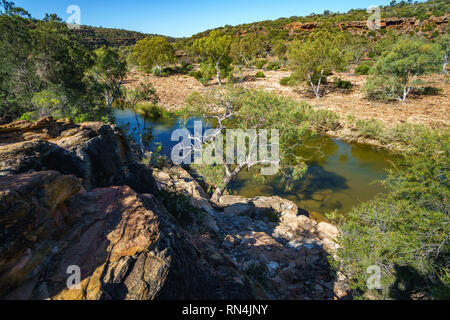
[
  {"x1": 443, "y1": 54, "x2": 448, "y2": 74},
  {"x1": 216, "y1": 62, "x2": 222, "y2": 86},
  {"x1": 210, "y1": 164, "x2": 245, "y2": 203}
]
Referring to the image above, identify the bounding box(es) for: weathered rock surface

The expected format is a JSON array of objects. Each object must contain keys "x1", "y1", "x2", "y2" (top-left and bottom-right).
[
  {"x1": 0, "y1": 118, "x2": 348, "y2": 300},
  {"x1": 0, "y1": 117, "x2": 159, "y2": 195},
  {"x1": 285, "y1": 15, "x2": 448, "y2": 35},
  {"x1": 0, "y1": 171, "x2": 255, "y2": 300},
  {"x1": 153, "y1": 166, "x2": 350, "y2": 300}
]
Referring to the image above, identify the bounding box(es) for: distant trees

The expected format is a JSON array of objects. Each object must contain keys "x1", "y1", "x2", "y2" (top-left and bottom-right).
[
  {"x1": 193, "y1": 30, "x2": 233, "y2": 86},
  {"x1": 288, "y1": 29, "x2": 352, "y2": 98},
  {"x1": 365, "y1": 38, "x2": 441, "y2": 102},
  {"x1": 86, "y1": 47, "x2": 127, "y2": 121},
  {"x1": 0, "y1": 2, "x2": 106, "y2": 122},
  {"x1": 230, "y1": 34, "x2": 264, "y2": 66},
  {"x1": 132, "y1": 36, "x2": 175, "y2": 73}
]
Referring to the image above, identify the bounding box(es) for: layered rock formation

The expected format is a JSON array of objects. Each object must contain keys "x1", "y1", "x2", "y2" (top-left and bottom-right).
[
  {"x1": 285, "y1": 15, "x2": 448, "y2": 35},
  {"x1": 0, "y1": 118, "x2": 347, "y2": 300}
]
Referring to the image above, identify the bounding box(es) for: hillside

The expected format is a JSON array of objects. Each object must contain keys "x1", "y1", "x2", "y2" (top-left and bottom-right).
[{"x1": 73, "y1": 25, "x2": 176, "y2": 49}]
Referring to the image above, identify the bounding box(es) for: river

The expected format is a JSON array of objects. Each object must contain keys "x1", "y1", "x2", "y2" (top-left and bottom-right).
[{"x1": 115, "y1": 108, "x2": 399, "y2": 221}]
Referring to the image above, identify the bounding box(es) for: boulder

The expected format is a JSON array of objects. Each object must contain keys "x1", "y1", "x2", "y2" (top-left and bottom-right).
[
  {"x1": 0, "y1": 118, "x2": 159, "y2": 196},
  {"x1": 0, "y1": 171, "x2": 255, "y2": 300}
]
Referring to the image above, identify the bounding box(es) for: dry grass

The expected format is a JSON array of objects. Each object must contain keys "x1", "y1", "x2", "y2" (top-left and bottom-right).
[{"x1": 123, "y1": 68, "x2": 450, "y2": 129}]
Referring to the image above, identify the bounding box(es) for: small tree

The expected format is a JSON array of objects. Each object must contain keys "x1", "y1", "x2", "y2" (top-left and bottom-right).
[
  {"x1": 182, "y1": 88, "x2": 312, "y2": 202},
  {"x1": 366, "y1": 38, "x2": 441, "y2": 102},
  {"x1": 288, "y1": 29, "x2": 352, "y2": 98},
  {"x1": 132, "y1": 36, "x2": 175, "y2": 72},
  {"x1": 193, "y1": 30, "x2": 233, "y2": 86},
  {"x1": 87, "y1": 47, "x2": 127, "y2": 121}
]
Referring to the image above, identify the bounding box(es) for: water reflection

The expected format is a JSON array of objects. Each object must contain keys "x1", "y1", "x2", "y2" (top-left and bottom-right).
[{"x1": 115, "y1": 109, "x2": 399, "y2": 221}]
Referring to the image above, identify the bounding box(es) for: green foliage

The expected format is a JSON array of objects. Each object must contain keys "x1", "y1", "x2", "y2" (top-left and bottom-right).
[
  {"x1": 86, "y1": 46, "x2": 127, "y2": 120},
  {"x1": 255, "y1": 60, "x2": 267, "y2": 69},
  {"x1": 193, "y1": 30, "x2": 233, "y2": 85},
  {"x1": 255, "y1": 71, "x2": 265, "y2": 78},
  {"x1": 288, "y1": 28, "x2": 352, "y2": 98},
  {"x1": 356, "y1": 119, "x2": 386, "y2": 139},
  {"x1": 266, "y1": 62, "x2": 280, "y2": 71},
  {"x1": 366, "y1": 37, "x2": 441, "y2": 102},
  {"x1": 230, "y1": 34, "x2": 264, "y2": 66},
  {"x1": 355, "y1": 61, "x2": 374, "y2": 75},
  {"x1": 132, "y1": 36, "x2": 175, "y2": 72},
  {"x1": 245, "y1": 263, "x2": 269, "y2": 285},
  {"x1": 0, "y1": 5, "x2": 109, "y2": 122},
  {"x1": 159, "y1": 186, "x2": 205, "y2": 227},
  {"x1": 136, "y1": 103, "x2": 170, "y2": 119},
  {"x1": 335, "y1": 78, "x2": 353, "y2": 90},
  {"x1": 329, "y1": 132, "x2": 450, "y2": 299},
  {"x1": 264, "y1": 208, "x2": 280, "y2": 223},
  {"x1": 279, "y1": 76, "x2": 295, "y2": 86}
]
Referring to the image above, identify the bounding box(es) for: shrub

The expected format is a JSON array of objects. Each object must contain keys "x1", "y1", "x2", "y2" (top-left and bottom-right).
[
  {"x1": 136, "y1": 103, "x2": 170, "y2": 119},
  {"x1": 355, "y1": 119, "x2": 386, "y2": 140},
  {"x1": 255, "y1": 60, "x2": 267, "y2": 69},
  {"x1": 160, "y1": 186, "x2": 204, "y2": 227},
  {"x1": 255, "y1": 71, "x2": 265, "y2": 78},
  {"x1": 355, "y1": 61, "x2": 374, "y2": 75},
  {"x1": 267, "y1": 62, "x2": 280, "y2": 71},
  {"x1": 279, "y1": 76, "x2": 295, "y2": 86},
  {"x1": 335, "y1": 78, "x2": 354, "y2": 90},
  {"x1": 328, "y1": 134, "x2": 450, "y2": 299}
]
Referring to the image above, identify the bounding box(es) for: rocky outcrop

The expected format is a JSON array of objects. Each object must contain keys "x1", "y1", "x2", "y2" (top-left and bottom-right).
[
  {"x1": 0, "y1": 117, "x2": 159, "y2": 195},
  {"x1": 153, "y1": 166, "x2": 350, "y2": 300},
  {"x1": 0, "y1": 118, "x2": 348, "y2": 300},
  {"x1": 285, "y1": 15, "x2": 448, "y2": 35},
  {"x1": 0, "y1": 171, "x2": 254, "y2": 300}
]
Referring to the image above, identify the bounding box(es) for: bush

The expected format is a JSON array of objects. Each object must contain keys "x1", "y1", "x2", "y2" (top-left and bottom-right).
[
  {"x1": 355, "y1": 61, "x2": 374, "y2": 75},
  {"x1": 335, "y1": 78, "x2": 354, "y2": 90},
  {"x1": 255, "y1": 71, "x2": 265, "y2": 78},
  {"x1": 355, "y1": 119, "x2": 386, "y2": 139},
  {"x1": 267, "y1": 62, "x2": 280, "y2": 71},
  {"x1": 328, "y1": 134, "x2": 450, "y2": 299},
  {"x1": 160, "y1": 186, "x2": 204, "y2": 227},
  {"x1": 280, "y1": 76, "x2": 296, "y2": 86},
  {"x1": 136, "y1": 103, "x2": 170, "y2": 119},
  {"x1": 255, "y1": 60, "x2": 267, "y2": 69}
]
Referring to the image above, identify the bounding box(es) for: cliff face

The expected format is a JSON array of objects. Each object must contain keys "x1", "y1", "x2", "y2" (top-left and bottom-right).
[
  {"x1": 0, "y1": 118, "x2": 346, "y2": 300},
  {"x1": 285, "y1": 15, "x2": 448, "y2": 35}
]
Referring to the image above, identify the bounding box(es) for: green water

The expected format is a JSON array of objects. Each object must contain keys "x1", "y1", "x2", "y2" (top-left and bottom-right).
[{"x1": 115, "y1": 109, "x2": 399, "y2": 221}]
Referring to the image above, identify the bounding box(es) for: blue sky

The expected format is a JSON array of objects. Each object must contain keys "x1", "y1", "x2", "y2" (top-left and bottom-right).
[{"x1": 14, "y1": 0, "x2": 396, "y2": 37}]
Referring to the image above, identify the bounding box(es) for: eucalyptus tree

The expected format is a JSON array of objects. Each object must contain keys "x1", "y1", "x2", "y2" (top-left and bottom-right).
[
  {"x1": 86, "y1": 47, "x2": 127, "y2": 121},
  {"x1": 288, "y1": 29, "x2": 352, "y2": 98},
  {"x1": 180, "y1": 87, "x2": 313, "y2": 202},
  {"x1": 366, "y1": 38, "x2": 441, "y2": 102},
  {"x1": 132, "y1": 36, "x2": 175, "y2": 72},
  {"x1": 193, "y1": 30, "x2": 233, "y2": 86}
]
